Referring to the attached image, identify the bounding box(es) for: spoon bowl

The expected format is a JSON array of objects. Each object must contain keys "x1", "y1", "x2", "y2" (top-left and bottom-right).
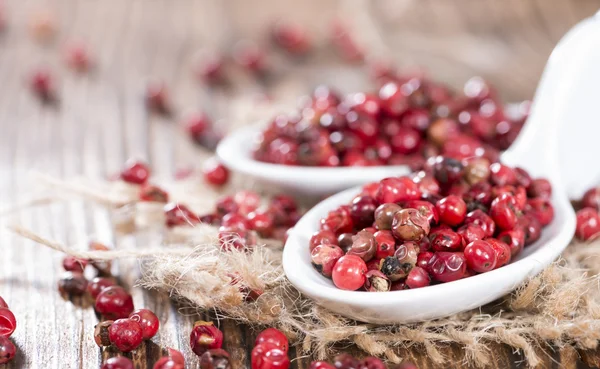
[
  {"x1": 217, "y1": 125, "x2": 411, "y2": 196},
  {"x1": 283, "y1": 183, "x2": 574, "y2": 323}
]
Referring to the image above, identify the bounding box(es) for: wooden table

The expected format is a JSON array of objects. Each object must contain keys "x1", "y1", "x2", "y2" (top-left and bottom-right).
[{"x1": 1, "y1": 1, "x2": 600, "y2": 368}]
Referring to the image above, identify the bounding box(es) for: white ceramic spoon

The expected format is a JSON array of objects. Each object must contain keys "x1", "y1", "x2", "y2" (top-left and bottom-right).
[
  {"x1": 217, "y1": 125, "x2": 412, "y2": 196},
  {"x1": 281, "y1": 11, "x2": 600, "y2": 323}
]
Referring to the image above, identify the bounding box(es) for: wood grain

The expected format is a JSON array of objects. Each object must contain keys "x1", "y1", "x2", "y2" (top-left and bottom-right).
[{"x1": 0, "y1": 0, "x2": 599, "y2": 368}]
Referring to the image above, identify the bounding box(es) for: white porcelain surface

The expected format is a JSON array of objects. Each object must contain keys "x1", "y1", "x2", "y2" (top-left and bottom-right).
[
  {"x1": 281, "y1": 12, "x2": 600, "y2": 323},
  {"x1": 217, "y1": 125, "x2": 411, "y2": 196}
]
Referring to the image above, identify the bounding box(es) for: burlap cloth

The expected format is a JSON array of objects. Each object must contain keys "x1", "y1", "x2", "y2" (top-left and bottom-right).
[{"x1": 9, "y1": 169, "x2": 600, "y2": 369}]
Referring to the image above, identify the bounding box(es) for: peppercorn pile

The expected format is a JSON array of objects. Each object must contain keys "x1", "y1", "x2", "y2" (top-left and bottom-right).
[
  {"x1": 252, "y1": 78, "x2": 528, "y2": 168},
  {"x1": 310, "y1": 156, "x2": 553, "y2": 291}
]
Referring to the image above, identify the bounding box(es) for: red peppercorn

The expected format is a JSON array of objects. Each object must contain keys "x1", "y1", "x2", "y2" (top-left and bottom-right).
[
  {"x1": 248, "y1": 211, "x2": 275, "y2": 237},
  {"x1": 320, "y1": 208, "x2": 354, "y2": 235},
  {"x1": 581, "y1": 187, "x2": 600, "y2": 211},
  {"x1": 490, "y1": 194, "x2": 518, "y2": 230},
  {"x1": 195, "y1": 50, "x2": 225, "y2": 84},
  {"x1": 497, "y1": 228, "x2": 526, "y2": 257},
  {"x1": 333, "y1": 353, "x2": 359, "y2": 369},
  {"x1": 405, "y1": 266, "x2": 431, "y2": 289},
  {"x1": 190, "y1": 321, "x2": 223, "y2": 356},
  {"x1": 527, "y1": 178, "x2": 552, "y2": 199},
  {"x1": 575, "y1": 208, "x2": 600, "y2": 241},
  {"x1": 519, "y1": 214, "x2": 542, "y2": 246},
  {"x1": 406, "y1": 200, "x2": 439, "y2": 225},
  {"x1": 102, "y1": 357, "x2": 135, "y2": 369},
  {"x1": 464, "y1": 240, "x2": 497, "y2": 273},
  {"x1": 456, "y1": 224, "x2": 485, "y2": 245},
  {"x1": 154, "y1": 357, "x2": 184, "y2": 369},
  {"x1": 108, "y1": 318, "x2": 144, "y2": 352},
  {"x1": 95, "y1": 286, "x2": 134, "y2": 320},
  {"x1": 374, "y1": 230, "x2": 396, "y2": 259},
  {"x1": 216, "y1": 195, "x2": 239, "y2": 216},
  {"x1": 310, "y1": 361, "x2": 336, "y2": 369},
  {"x1": 251, "y1": 342, "x2": 290, "y2": 369},
  {"x1": 233, "y1": 190, "x2": 261, "y2": 214},
  {"x1": 255, "y1": 328, "x2": 289, "y2": 353},
  {"x1": 62, "y1": 255, "x2": 88, "y2": 273},
  {"x1": 233, "y1": 40, "x2": 267, "y2": 74},
  {"x1": 0, "y1": 309, "x2": 16, "y2": 337},
  {"x1": 489, "y1": 163, "x2": 516, "y2": 186},
  {"x1": 358, "y1": 357, "x2": 386, "y2": 369},
  {"x1": 87, "y1": 277, "x2": 117, "y2": 299},
  {"x1": 309, "y1": 230, "x2": 338, "y2": 252},
  {"x1": 221, "y1": 213, "x2": 250, "y2": 230},
  {"x1": 30, "y1": 68, "x2": 55, "y2": 102},
  {"x1": 350, "y1": 195, "x2": 377, "y2": 228},
  {"x1": 203, "y1": 158, "x2": 230, "y2": 187},
  {"x1": 364, "y1": 270, "x2": 391, "y2": 292},
  {"x1": 417, "y1": 251, "x2": 434, "y2": 269},
  {"x1": 168, "y1": 347, "x2": 186, "y2": 365},
  {"x1": 435, "y1": 195, "x2": 467, "y2": 226},
  {"x1": 65, "y1": 42, "x2": 91, "y2": 72},
  {"x1": 164, "y1": 202, "x2": 201, "y2": 227},
  {"x1": 129, "y1": 309, "x2": 160, "y2": 340},
  {"x1": 311, "y1": 244, "x2": 344, "y2": 278},
  {"x1": 331, "y1": 255, "x2": 368, "y2": 291},
  {"x1": 271, "y1": 20, "x2": 311, "y2": 56},
  {"x1": 486, "y1": 238, "x2": 511, "y2": 268},
  {"x1": 120, "y1": 160, "x2": 150, "y2": 185},
  {"x1": 139, "y1": 184, "x2": 169, "y2": 203},
  {"x1": 526, "y1": 198, "x2": 554, "y2": 226},
  {"x1": 430, "y1": 229, "x2": 464, "y2": 252},
  {"x1": 379, "y1": 82, "x2": 408, "y2": 116},
  {"x1": 0, "y1": 336, "x2": 16, "y2": 364},
  {"x1": 146, "y1": 81, "x2": 171, "y2": 115},
  {"x1": 428, "y1": 252, "x2": 467, "y2": 283},
  {"x1": 375, "y1": 177, "x2": 421, "y2": 204},
  {"x1": 464, "y1": 210, "x2": 495, "y2": 238}
]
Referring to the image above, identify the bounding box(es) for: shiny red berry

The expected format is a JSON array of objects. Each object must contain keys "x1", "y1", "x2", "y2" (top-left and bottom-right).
[
  {"x1": 200, "y1": 349, "x2": 231, "y2": 369},
  {"x1": 30, "y1": 68, "x2": 55, "y2": 101},
  {"x1": 190, "y1": 321, "x2": 223, "y2": 356},
  {"x1": 374, "y1": 230, "x2": 396, "y2": 259},
  {"x1": 108, "y1": 318, "x2": 144, "y2": 352},
  {"x1": 248, "y1": 211, "x2": 274, "y2": 237},
  {"x1": 95, "y1": 286, "x2": 134, "y2": 320},
  {"x1": 0, "y1": 336, "x2": 16, "y2": 364},
  {"x1": 87, "y1": 277, "x2": 117, "y2": 299},
  {"x1": 497, "y1": 228, "x2": 525, "y2": 257},
  {"x1": 310, "y1": 361, "x2": 336, "y2": 369},
  {"x1": 526, "y1": 198, "x2": 554, "y2": 226},
  {"x1": 435, "y1": 195, "x2": 467, "y2": 226},
  {"x1": 164, "y1": 203, "x2": 200, "y2": 227},
  {"x1": 464, "y1": 210, "x2": 495, "y2": 237},
  {"x1": 405, "y1": 266, "x2": 431, "y2": 289},
  {"x1": 154, "y1": 357, "x2": 184, "y2": 369},
  {"x1": 0, "y1": 309, "x2": 16, "y2": 337},
  {"x1": 489, "y1": 163, "x2": 516, "y2": 186},
  {"x1": 251, "y1": 342, "x2": 290, "y2": 369},
  {"x1": 456, "y1": 224, "x2": 485, "y2": 244},
  {"x1": 581, "y1": 187, "x2": 600, "y2": 211},
  {"x1": 464, "y1": 240, "x2": 497, "y2": 272},
  {"x1": 428, "y1": 252, "x2": 467, "y2": 282},
  {"x1": 101, "y1": 357, "x2": 134, "y2": 369},
  {"x1": 62, "y1": 255, "x2": 88, "y2": 272},
  {"x1": 309, "y1": 230, "x2": 338, "y2": 252},
  {"x1": 490, "y1": 194, "x2": 518, "y2": 230},
  {"x1": 486, "y1": 238, "x2": 511, "y2": 268},
  {"x1": 120, "y1": 160, "x2": 150, "y2": 185},
  {"x1": 311, "y1": 244, "x2": 344, "y2": 278},
  {"x1": 139, "y1": 184, "x2": 169, "y2": 203},
  {"x1": 255, "y1": 328, "x2": 289, "y2": 353},
  {"x1": 320, "y1": 208, "x2": 353, "y2": 235},
  {"x1": 576, "y1": 208, "x2": 600, "y2": 241},
  {"x1": 391, "y1": 208, "x2": 430, "y2": 241},
  {"x1": 375, "y1": 177, "x2": 421, "y2": 204},
  {"x1": 527, "y1": 178, "x2": 552, "y2": 199},
  {"x1": 58, "y1": 271, "x2": 88, "y2": 296},
  {"x1": 417, "y1": 251, "x2": 434, "y2": 269},
  {"x1": 129, "y1": 309, "x2": 159, "y2": 340},
  {"x1": 331, "y1": 255, "x2": 368, "y2": 291},
  {"x1": 430, "y1": 229, "x2": 464, "y2": 252},
  {"x1": 203, "y1": 158, "x2": 230, "y2": 187},
  {"x1": 350, "y1": 195, "x2": 377, "y2": 228}
]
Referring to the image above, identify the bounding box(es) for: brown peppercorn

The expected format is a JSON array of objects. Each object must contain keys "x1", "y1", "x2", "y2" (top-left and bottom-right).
[
  {"x1": 94, "y1": 320, "x2": 114, "y2": 347},
  {"x1": 58, "y1": 272, "x2": 88, "y2": 296},
  {"x1": 200, "y1": 348, "x2": 232, "y2": 369}
]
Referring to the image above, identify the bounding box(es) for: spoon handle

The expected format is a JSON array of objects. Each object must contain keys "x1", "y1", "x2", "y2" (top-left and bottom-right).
[{"x1": 503, "y1": 11, "x2": 600, "y2": 198}]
